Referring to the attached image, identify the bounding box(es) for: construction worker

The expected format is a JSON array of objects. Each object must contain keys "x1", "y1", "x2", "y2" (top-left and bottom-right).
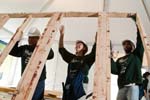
[
  {"x1": 111, "y1": 18, "x2": 144, "y2": 100},
  {"x1": 142, "y1": 72, "x2": 150, "y2": 100},
  {"x1": 9, "y1": 27, "x2": 54, "y2": 100},
  {"x1": 59, "y1": 25, "x2": 96, "y2": 100}
]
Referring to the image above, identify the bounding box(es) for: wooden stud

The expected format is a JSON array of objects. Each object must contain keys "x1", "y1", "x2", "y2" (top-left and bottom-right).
[
  {"x1": 136, "y1": 14, "x2": 150, "y2": 67},
  {"x1": 105, "y1": 16, "x2": 111, "y2": 100},
  {"x1": 0, "y1": 15, "x2": 32, "y2": 66},
  {"x1": 0, "y1": 15, "x2": 9, "y2": 28},
  {"x1": 103, "y1": 0, "x2": 111, "y2": 99},
  {"x1": 0, "y1": 12, "x2": 136, "y2": 18},
  {"x1": 11, "y1": 13, "x2": 62, "y2": 100},
  {"x1": 93, "y1": 13, "x2": 109, "y2": 100},
  {"x1": 0, "y1": 86, "x2": 16, "y2": 93},
  {"x1": 103, "y1": 0, "x2": 110, "y2": 12}
]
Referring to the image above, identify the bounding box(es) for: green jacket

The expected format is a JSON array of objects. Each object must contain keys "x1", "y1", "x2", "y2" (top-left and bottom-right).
[{"x1": 111, "y1": 29, "x2": 144, "y2": 89}]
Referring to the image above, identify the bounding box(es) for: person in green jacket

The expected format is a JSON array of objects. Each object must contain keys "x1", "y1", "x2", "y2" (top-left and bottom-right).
[{"x1": 111, "y1": 19, "x2": 144, "y2": 100}]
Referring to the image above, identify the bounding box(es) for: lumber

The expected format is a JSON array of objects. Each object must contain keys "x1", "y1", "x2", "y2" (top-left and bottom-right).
[
  {"x1": 0, "y1": 15, "x2": 9, "y2": 28},
  {"x1": 11, "y1": 13, "x2": 62, "y2": 100},
  {"x1": 93, "y1": 13, "x2": 109, "y2": 100},
  {"x1": 103, "y1": 0, "x2": 111, "y2": 100},
  {"x1": 0, "y1": 87, "x2": 16, "y2": 93},
  {"x1": 136, "y1": 14, "x2": 150, "y2": 67},
  {"x1": 0, "y1": 15, "x2": 32, "y2": 66},
  {"x1": 0, "y1": 12, "x2": 136, "y2": 18}
]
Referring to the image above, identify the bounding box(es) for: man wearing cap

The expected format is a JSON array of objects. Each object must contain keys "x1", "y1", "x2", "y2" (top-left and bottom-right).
[
  {"x1": 59, "y1": 25, "x2": 96, "y2": 100},
  {"x1": 111, "y1": 19, "x2": 144, "y2": 100},
  {"x1": 9, "y1": 27, "x2": 54, "y2": 100}
]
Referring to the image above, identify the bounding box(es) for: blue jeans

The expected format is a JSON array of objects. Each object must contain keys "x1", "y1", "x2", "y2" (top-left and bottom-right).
[
  {"x1": 32, "y1": 80, "x2": 45, "y2": 100},
  {"x1": 117, "y1": 85, "x2": 139, "y2": 100}
]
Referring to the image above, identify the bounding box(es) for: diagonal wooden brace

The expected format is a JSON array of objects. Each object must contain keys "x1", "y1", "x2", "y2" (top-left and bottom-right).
[
  {"x1": 0, "y1": 15, "x2": 9, "y2": 29},
  {"x1": 0, "y1": 15, "x2": 32, "y2": 66},
  {"x1": 11, "y1": 13, "x2": 62, "y2": 100}
]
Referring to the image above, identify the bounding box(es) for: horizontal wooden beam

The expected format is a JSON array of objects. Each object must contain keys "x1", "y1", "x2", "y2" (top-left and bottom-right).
[
  {"x1": 0, "y1": 87, "x2": 62, "y2": 100},
  {"x1": 0, "y1": 12, "x2": 136, "y2": 18},
  {"x1": 0, "y1": 87, "x2": 16, "y2": 93}
]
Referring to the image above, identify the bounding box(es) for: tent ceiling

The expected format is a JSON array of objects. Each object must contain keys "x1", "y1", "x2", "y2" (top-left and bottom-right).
[{"x1": 0, "y1": 0, "x2": 150, "y2": 52}]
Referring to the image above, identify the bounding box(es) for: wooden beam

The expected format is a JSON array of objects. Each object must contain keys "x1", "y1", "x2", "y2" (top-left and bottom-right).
[
  {"x1": 0, "y1": 12, "x2": 97, "y2": 18},
  {"x1": 103, "y1": 0, "x2": 111, "y2": 99},
  {"x1": 0, "y1": 15, "x2": 9, "y2": 28},
  {"x1": 0, "y1": 12, "x2": 136, "y2": 18},
  {"x1": 11, "y1": 13, "x2": 62, "y2": 100},
  {"x1": 0, "y1": 16, "x2": 32, "y2": 66},
  {"x1": 136, "y1": 14, "x2": 150, "y2": 67},
  {"x1": 0, "y1": 87, "x2": 16, "y2": 93},
  {"x1": 93, "y1": 13, "x2": 109, "y2": 100},
  {"x1": 107, "y1": 12, "x2": 136, "y2": 18},
  {"x1": 105, "y1": 16, "x2": 111, "y2": 100},
  {"x1": 103, "y1": 0, "x2": 110, "y2": 12}
]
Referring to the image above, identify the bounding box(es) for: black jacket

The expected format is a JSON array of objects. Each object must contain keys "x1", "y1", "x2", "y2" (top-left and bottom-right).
[{"x1": 9, "y1": 41, "x2": 54, "y2": 81}]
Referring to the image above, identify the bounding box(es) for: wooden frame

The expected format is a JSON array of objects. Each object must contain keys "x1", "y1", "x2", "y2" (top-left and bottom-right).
[
  {"x1": 0, "y1": 15, "x2": 32, "y2": 66},
  {"x1": 93, "y1": 13, "x2": 109, "y2": 100},
  {"x1": 0, "y1": 16, "x2": 32, "y2": 65},
  {"x1": 136, "y1": 14, "x2": 150, "y2": 67},
  {"x1": 0, "y1": 12, "x2": 135, "y2": 18},
  {"x1": 0, "y1": 12, "x2": 148, "y2": 100},
  {"x1": 0, "y1": 15, "x2": 9, "y2": 28},
  {"x1": 11, "y1": 13, "x2": 62, "y2": 100}
]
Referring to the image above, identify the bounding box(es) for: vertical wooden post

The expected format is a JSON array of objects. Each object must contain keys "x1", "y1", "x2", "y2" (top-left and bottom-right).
[
  {"x1": 136, "y1": 14, "x2": 150, "y2": 67},
  {"x1": 11, "y1": 13, "x2": 62, "y2": 100},
  {"x1": 103, "y1": 0, "x2": 110, "y2": 12},
  {"x1": 106, "y1": 16, "x2": 111, "y2": 100},
  {"x1": 93, "y1": 13, "x2": 110, "y2": 100},
  {"x1": 0, "y1": 15, "x2": 32, "y2": 66},
  {"x1": 103, "y1": 0, "x2": 111, "y2": 99},
  {"x1": 0, "y1": 15, "x2": 9, "y2": 29}
]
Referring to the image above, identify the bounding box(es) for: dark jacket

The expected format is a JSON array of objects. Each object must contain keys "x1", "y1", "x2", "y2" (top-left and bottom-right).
[
  {"x1": 59, "y1": 43, "x2": 96, "y2": 100},
  {"x1": 9, "y1": 41, "x2": 54, "y2": 81},
  {"x1": 111, "y1": 29, "x2": 144, "y2": 89}
]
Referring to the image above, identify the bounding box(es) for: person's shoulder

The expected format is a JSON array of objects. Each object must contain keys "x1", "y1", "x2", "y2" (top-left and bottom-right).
[{"x1": 116, "y1": 55, "x2": 127, "y2": 63}]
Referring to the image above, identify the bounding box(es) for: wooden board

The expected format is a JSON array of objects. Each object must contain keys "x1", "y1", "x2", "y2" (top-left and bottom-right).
[
  {"x1": 11, "y1": 13, "x2": 62, "y2": 100},
  {"x1": 0, "y1": 15, "x2": 9, "y2": 28},
  {"x1": 93, "y1": 13, "x2": 110, "y2": 100},
  {"x1": 0, "y1": 15, "x2": 32, "y2": 66},
  {"x1": 136, "y1": 14, "x2": 150, "y2": 67},
  {"x1": 0, "y1": 12, "x2": 136, "y2": 18}
]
